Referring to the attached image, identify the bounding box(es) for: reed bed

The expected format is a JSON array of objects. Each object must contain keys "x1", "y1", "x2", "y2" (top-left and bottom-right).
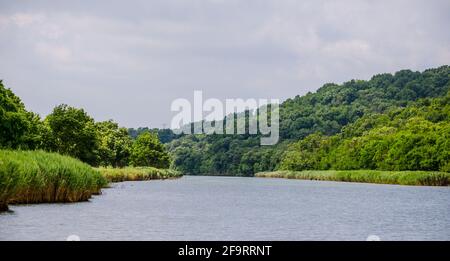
[
  {"x1": 0, "y1": 150, "x2": 108, "y2": 211},
  {"x1": 97, "y1": 167, "x2": 182, "y2": 182},
  {"x1": 255, "y1": 170, "x2": 450, "y2": 186}
]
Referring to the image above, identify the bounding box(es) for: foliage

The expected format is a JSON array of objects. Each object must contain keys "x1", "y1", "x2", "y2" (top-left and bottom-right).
[
  {"x1": 2, "y1": 66, "x2": 449, "y2": 175},
  {"x1": 1, "y1": 81, "x2": 174, "y2": 169},
  {"x1": 97, "y1": 167, "x2": 181, "y2": 182},
  {"x1": 96, "y1": 120, "x2": 133, "y2": 167},
  {"x1": 128, "y1": 127, "x2": 180, "y2": 143},
  {"x1": 256, "y1": 170, "x2": 450, "y2": 186},
  {"x1": 169, "y1": 66, "x2": 450, "y2": 175},
  {"x1": 0, "y1": 150, "x2": 107, "y2": 211},
  {"x1": 280, "y1": 66, "x2": 449, "y2": 140},
  {"x1": 129, "y1": 131, "x2": 171, "y2": 168},
  {"x1": 0, "y1": 81, "x2": 46, "y2": 149},
  {"x1": 44, "y1": 104, "x2": 101, "y2": 166},
  {"x1": 280, "y1": 93, "x2": 450, "y2": 172}
]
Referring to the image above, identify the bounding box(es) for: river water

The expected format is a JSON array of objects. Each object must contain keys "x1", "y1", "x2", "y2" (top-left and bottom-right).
[{"x1": 0, "y1": 176, "x2": 449, "y2": 240}]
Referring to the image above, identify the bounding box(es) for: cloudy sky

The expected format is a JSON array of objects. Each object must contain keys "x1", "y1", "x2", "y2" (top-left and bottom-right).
[{"x1": 0, "y1": 0, "x2": 449, "y2": 128}]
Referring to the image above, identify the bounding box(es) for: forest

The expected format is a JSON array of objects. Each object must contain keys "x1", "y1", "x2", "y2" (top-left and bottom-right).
[
  {"x1": 1, "y1": 65, "x2": 449, "y2": 177},
  {"x1": 167, "y1": 66, "x2": 450, "y2": 175}
]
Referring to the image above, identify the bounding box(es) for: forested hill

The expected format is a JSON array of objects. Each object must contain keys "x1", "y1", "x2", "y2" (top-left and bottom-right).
[
  {"x1": 280, "y1": 65, "x2": 449, "y2": 140},
  {"x1": 167, "y1": 66, "x2": 450, "y2": 176}
]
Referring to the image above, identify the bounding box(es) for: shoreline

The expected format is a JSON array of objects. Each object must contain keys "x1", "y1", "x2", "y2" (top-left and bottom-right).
[
  {"x1": 97, "y1": 167, "x2": 182, "y2": 183},
  {"x1": 2, "y1": 173, "x2": 183, "y2": 211},
  {"x1": 0, "y1": 153, "x2": 182, "y2": 212},
  {"x1": 255, "y1": 170, "x2": 450, "y2": 186}
]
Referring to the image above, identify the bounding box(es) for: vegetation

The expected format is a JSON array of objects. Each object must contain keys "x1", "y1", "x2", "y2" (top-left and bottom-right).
[
  {"x1": 168, "y1": 66, "x2": 450, "y2": 175},
  {"x1": 1, "y1": 66, "x2": 449, "y2": 212},
  {"x1": 280, "y1": 93, "x2": 450, "y2": 172},
  {"x1": 0, "y1": 81, "x2": 177, "y2": 211},
  {"x1": 44, "y1": 104, "x2": 101, "y2": 165},
  {"x1": 130, "y1": 131, "x2": 171, "y2": 168},
  {"x1": 0, "y1": 150, "x2": 179, "y2": 211},
  {"x1": 97, "y1": 167, "x2": 181, "y2": 182},
  {"x1": 96, "y1": 120, "x2": 133, "y2": 168},
  {"x1": 128, "y1": 127, "x2": 180, "y2": 143},
  {"x1": 255, "y1": 170, "x2": 450, "y2": 186},
  {"x1": 3, "y1": 66, "x2": 447, "y2": 177},
  {"x1": 0, "y1": 80, "x2": 45, "y2": 150},
  {"x1": 0, "y1": 150, "x2": 107, "y2": 211},
  {"x1": 1, "y1": 80, "x2": 172, "y2": 169}
]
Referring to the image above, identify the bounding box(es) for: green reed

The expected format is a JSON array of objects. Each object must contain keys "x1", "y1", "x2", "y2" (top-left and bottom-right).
[
  {"x1": 97, "y1": 167, "x2": 181, "y2": 183},
  {"x1": 255, "y1": 170, "x2": 450, "y2": 186},
  {"x1": 0, "y1": 150, "x2": 107, "y2": 211}
]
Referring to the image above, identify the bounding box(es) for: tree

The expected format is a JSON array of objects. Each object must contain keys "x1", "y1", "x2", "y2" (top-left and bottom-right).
[
  {"x1": 128, "y1": 127, "x2": 180, "y2": 143},
  {"x1": 168, "y1": 65, "x2": 450, "y2": 175},
  {"x1": 0, "y1": 80, "x2": 45, "y2": 149},
  {"x1": 96, "y1": 120, "x2": 133, "y2": 167},
  {"x1": 279, "y1": 93, "x2": 450, "y2": 172},
  {"x1": 44, "y1": 104, "x2": 100, "y2": 166},
  {"x1": 130, "y1": 131, "x2": 171, "y2": 168}
]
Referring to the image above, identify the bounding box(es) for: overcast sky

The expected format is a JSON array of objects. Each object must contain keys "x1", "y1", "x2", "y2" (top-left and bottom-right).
[{"x1": 0, "y1": 0, "x2": 449, "y2": 128}]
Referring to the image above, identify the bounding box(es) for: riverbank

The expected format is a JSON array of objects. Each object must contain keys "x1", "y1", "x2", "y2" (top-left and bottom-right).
[
  {"x1": 255, "y1": 170, "x2": 450, "y2": 186},
  {"x1": 0, "y1": 150, "x2": 182, "y2": 211},
  {"x1": 97, "y1": 167, "x2": 182, "y2": 182},
  {"x1": 0, "y1": 150, "x2": 107, "y2": 211}
]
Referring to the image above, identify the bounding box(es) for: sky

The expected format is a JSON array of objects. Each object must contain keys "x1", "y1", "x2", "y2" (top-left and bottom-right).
[{"x1": 0, "y1": 0, "x2": 449, "y2": 128}]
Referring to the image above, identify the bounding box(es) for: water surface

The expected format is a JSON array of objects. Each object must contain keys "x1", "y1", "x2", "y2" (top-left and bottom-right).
[{"x1": 1, "y1": 176, "x2": 449, "y2": 240}]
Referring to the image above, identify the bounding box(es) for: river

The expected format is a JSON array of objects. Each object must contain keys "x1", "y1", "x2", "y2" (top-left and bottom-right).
[{"x1": 0, "y1": 176, "x2": 449, "y2": 240}]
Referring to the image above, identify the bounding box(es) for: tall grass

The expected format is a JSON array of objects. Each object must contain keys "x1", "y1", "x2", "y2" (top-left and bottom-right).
[
  {"x1": 0, "y1": 150, "x2": 107, "y2": 211},
  {"x1": 97, "y1": 167, "x2": 181, "y2": 182},
  {"x1": 255, "y1": 170, "x2": 450, "y2": 186}
]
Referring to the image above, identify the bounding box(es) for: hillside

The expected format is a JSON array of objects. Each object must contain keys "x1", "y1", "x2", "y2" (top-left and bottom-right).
[{"x1": 168, "y1": 66, "x2": 450, "y2": 175}]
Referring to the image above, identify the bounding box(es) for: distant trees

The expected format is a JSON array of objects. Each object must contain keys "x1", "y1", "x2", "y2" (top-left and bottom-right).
[
  {"x1": 130, "y1": 131, "x2": 171, "y2": 168},
  {"x1": 128, "y1": 127, "x2": 179, "y2": 143},
  {"x1": 280, "y1": 66, "x2": 450, "y2": 140},
  {"x1": 168, "y1": 65, "x2": 450, "y2": 175},
  {"x1": 2, "y1": 65, "x2": 449, "y2": 174},
  {"x1": 279, "y1": 93, "x2": 450, "y2": 172}
]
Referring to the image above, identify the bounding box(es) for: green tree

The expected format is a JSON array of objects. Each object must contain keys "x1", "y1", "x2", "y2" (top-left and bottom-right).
[
  {"x1": 0, "y1": 80, "x2": 45, "y2": 149},
  {"x1": 96, "y1": 120, "x2": 133, "y2": 167},
  {"x1": 130, "y1": 131, "x2": 171, "y2": 168},
  {"x1": 280, "y1": 92, "x2": 450, "y2": 172},
  {"x1": 168, "y1": 66, "x2": 450, "y2": 175},
  {"x1": 44, "y1": 104, "x2": 100, "y2": 165}
]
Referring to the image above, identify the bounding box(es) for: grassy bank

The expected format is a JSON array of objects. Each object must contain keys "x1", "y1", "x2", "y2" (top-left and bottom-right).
[
  {"x1": 255, "y1": 170, "x2": 450, "y2": 186},
  {"x1": 0, "y1": 150, "x2": 182, "y2": 211},
  {"x1": 0, "y1": 150, "x2": 108, "y2": 211},
  {"x1": 97, "y1": 167, "x2": 182, "y2": 182}
]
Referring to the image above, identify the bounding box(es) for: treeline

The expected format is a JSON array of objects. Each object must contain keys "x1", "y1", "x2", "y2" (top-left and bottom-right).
[
  {"x1": 280, "y1": 93, "x2": 450, "y2": 172},
  {"x1": 128, "y1": 127, "x2": 180, "y2": 143},
  {"x1": 0, "y1": 81, "x2": 170, "y2": 168},
  {"x1": 168, "y1": 66, "x2": 450, "y2": 175}
]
